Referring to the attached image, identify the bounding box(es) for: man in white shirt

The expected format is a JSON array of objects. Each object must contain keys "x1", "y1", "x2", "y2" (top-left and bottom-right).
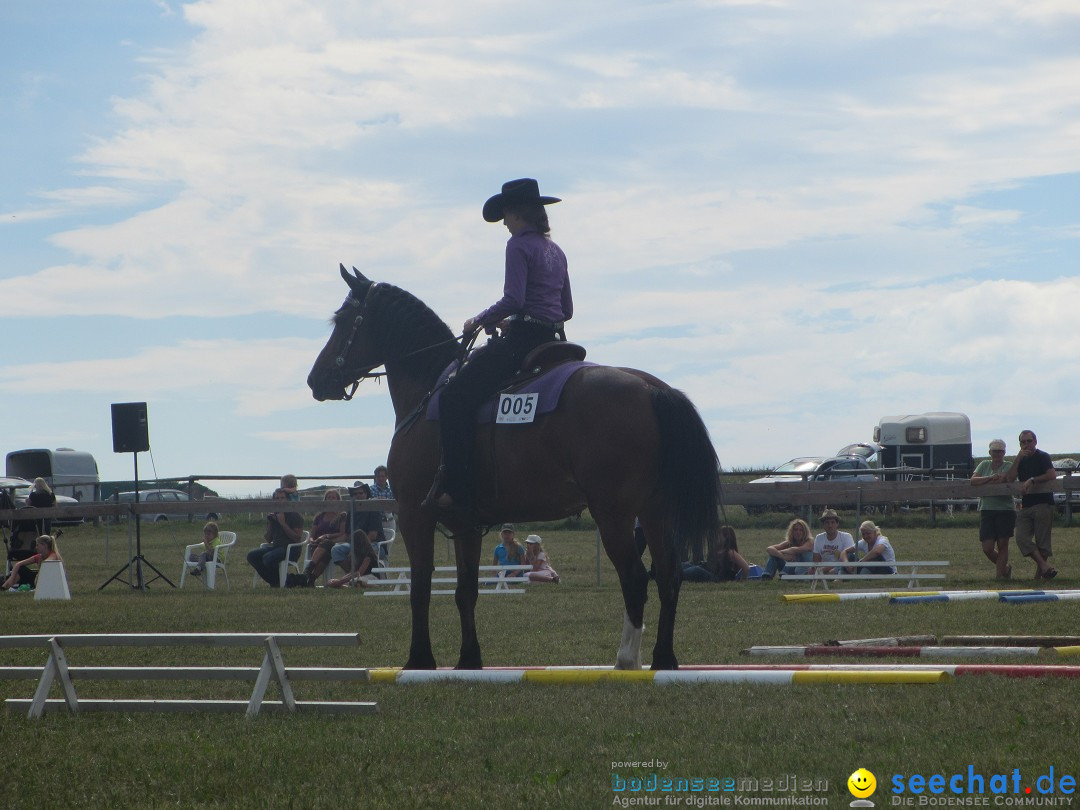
[{"x1": 812, "y1": 508, "x2": 855, "y2": 574}]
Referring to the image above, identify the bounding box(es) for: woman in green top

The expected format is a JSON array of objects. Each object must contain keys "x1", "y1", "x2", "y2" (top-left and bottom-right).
[{"x1": 970, "y1": 438, "x2": 1015, "y2": 579}]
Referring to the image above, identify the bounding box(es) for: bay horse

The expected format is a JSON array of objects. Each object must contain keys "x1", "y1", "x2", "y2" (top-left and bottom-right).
[{"x1": 307, "y1": 265, "x2": 721, "y2": 670}]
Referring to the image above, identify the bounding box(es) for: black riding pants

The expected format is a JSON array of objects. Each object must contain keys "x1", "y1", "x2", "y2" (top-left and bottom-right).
[{"x1": 438, "y1": 322, "x2": 556, "y2": 503}]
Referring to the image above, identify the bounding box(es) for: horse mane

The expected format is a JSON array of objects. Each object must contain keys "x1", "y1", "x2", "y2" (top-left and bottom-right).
[{"x1": 363, "y1": 282, "x2": 459, "y2": 382}]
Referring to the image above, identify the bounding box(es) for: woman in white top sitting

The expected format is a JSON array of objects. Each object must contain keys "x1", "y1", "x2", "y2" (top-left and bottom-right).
[{"x1": 856, "y1": 520, "x2": 896, "y2": 575}]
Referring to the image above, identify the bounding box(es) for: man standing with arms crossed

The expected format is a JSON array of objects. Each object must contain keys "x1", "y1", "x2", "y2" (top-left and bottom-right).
[{"x1": 1004, "y1": 429, "x2": 1058, "y2": 580}]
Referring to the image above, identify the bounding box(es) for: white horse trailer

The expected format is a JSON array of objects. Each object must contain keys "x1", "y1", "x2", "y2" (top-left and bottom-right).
[
  {"x1": 874, "y1": 413, "x2": 972, "y2": 481},
  {"x1": 5, "y1": 448, "x2": 101, "y2": 502}
]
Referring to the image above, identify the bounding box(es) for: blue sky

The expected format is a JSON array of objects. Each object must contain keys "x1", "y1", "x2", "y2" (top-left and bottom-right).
[{"x1": 2, "y1": 0, "x2": 1079, "y2": 496}]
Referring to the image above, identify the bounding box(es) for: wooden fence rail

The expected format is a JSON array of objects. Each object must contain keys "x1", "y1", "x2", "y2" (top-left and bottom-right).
[
  {"x1": 723, "y1": 478, "x2": 1076, "y2": 507},
  {"x1": 0, "y1": 498, "x2": 394, "y2": 523},
  {"x1": 2, "y1": 476, "x2": 1078, "y2": 523}
]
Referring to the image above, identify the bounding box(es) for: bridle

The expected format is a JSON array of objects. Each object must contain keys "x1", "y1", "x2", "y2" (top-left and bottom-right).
[
  {"x1": 330, "y1": 282, "x2": 479, "y2": 401},
  {"x1": 331, "y1": 283, "x2": 377, "y2": 400}
]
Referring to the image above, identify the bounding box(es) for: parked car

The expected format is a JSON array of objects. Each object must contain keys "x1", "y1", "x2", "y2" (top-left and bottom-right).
[
  {"x1": 111, "y1": 489, "x2": 220, "y2": 522},
  {"x1": 0, "y1": 475, "x2": 83, "y2": 525},
  {"x1": 746, "y1": 455, "x2": 880, "y2": 514},
  {"x1": 1052, "y1": 459, "x2": 1080, "y2": 512},
  {"x1": 836, "y1": 442, "x2": 882, "y2": 466}
]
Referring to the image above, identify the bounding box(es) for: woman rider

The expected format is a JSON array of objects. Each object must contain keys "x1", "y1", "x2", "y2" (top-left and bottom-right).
[{"x1": 423, "y1": 178, "x2": 573, "y2": 515}]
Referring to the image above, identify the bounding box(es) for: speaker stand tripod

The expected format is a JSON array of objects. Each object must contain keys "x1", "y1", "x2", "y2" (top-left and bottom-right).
[{"x1": 99, "y1": 452, "x2": 174, "y2": 591}]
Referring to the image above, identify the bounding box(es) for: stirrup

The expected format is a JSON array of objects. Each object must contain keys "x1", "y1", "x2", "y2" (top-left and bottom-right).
[{"x1": 421, "y1": 465, "x2": 451, "y2": 511}]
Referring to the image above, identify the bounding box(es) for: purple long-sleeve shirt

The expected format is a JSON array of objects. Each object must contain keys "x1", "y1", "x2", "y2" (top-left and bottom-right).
[{"x1": 474, "y1": 228, "x2": 573, "y2": 327}]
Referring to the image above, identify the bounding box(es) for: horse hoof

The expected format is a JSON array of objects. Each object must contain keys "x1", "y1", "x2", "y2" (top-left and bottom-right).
[
  {"x1": 404, "y1": 654, "x2": 438, "y2": 670},
  {"x1": 455, "y1": 653, "x2": 484, "y2": 670},
  {"x1": 650, "y1": 657, "x2": 679, "y2": 671}
]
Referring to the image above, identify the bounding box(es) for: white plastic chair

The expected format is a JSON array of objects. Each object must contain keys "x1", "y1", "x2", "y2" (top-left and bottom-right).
[
  {"x1": 180, "y1": 531, "x2": 237, "y2": 590},
  {"x1": 374, "y1": 529, "x2": 396, "y2": 568},
  {"x1": 250, "y1": 531, "x2": 310, "y2": 588}
]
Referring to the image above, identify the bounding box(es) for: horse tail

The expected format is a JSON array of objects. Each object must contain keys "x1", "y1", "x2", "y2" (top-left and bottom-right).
[{"x1": 651, "y1": 386, "x2": 722, "y2": 563}]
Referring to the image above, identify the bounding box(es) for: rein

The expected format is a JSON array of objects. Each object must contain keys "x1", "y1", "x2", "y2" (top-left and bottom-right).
[{"x1": 333, "y1": 283, "x2": 480, "y2": 402}]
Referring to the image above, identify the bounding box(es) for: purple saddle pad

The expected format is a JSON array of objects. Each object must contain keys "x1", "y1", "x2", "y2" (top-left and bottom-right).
[{"x1": 427, "y1": 361, "x2": 596, "y2": 424}]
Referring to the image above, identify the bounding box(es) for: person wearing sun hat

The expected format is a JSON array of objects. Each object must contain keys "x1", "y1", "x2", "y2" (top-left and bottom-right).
[
  {"x1": 811, "y1": 508, "x2": 855, "y2": 575},
  {"x1": 970, "y1": 438, "x2": 1015, "y2": 579},
  {"x1": 524, "y1": 534, "x2": 561, "y2": 583},
  {"x1": 493, "y1": 524, "x2": 526, "y2": 570},
  {"x1": 423, "y1": 179, "x2": 574, "y2": 516}
]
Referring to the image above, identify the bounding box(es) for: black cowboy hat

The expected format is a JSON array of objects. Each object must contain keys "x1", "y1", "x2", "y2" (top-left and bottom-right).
[{"x1": 482, "y1": 178, "x2": 561, "y2": 223}]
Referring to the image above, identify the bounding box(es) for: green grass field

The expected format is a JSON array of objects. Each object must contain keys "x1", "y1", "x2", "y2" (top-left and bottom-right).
[{"x1": 1, "y1": 514, "x2": 1078, "y2": 808}]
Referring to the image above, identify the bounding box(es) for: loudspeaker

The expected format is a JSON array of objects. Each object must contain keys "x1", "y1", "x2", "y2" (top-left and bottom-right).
[{"x1": 111, "y1": 402, "x2": 150, "y2": 453}]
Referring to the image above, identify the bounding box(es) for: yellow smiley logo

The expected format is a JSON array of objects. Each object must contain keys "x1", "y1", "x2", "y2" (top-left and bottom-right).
[{"x1": 848, "y1": 768, "x2": 877, "y2": 798}]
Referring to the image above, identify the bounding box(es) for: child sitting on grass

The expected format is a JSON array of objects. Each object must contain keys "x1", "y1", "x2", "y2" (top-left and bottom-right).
[{"x1": 525, "y1": 535, "x2": 560, "y2": 583}]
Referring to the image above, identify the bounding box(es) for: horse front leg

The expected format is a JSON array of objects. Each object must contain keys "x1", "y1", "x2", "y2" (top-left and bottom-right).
[
  {"x1": 401, "y1": 510, "x2": 437, "y2": 670},
  {"x1": 452, "y1": 526, "x2": 484, "y2": 670},
  {"x1": 595, "y1": 511, "x2": 649, "y2": 670},
  {"x1": 642, "y1": 515, "x2": 680, "y2": 670}
]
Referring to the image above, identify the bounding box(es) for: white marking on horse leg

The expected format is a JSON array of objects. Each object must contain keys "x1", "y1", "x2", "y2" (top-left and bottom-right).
[{"x1": 615, "y1": 611, "x2": 644, "y2": 670}]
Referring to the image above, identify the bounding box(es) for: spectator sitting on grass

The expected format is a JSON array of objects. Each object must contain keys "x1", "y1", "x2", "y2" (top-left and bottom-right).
[
  {"x1": 811, "y1": 508, "x2": 854, "y2": 575},
  {"x1": 525, "y1": 535, "x2": 560, "y2": 583},
  {"x1": 855, "y1": 520, "x2": 896, "y2": 575},
  {"x1": 682, "y1": 526, "x2": 752, "y2": 582},
  {"x1": 328, "y1": 528, "x2": 381, "y2": 588},
  {"x1": 493, "y1": 524, "x2": 526, "y2": 571},
  {"x1": 328, "y1": 483, "x2": 385, "y2": 587},
  {"x1": 761, "y1": 518, "x2": 814, "y2": 580}
]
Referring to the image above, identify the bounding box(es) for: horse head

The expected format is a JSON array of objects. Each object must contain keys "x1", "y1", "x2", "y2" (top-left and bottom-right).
[
  {"x1": 307, "y1": 264, "x2": 459, "y2": 402},
  {"x1": 307, "y1": 264, "x2": 383, "y2": 401}
]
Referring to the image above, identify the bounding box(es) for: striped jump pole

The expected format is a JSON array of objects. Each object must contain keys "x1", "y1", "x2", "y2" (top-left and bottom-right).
[
  {"x1": 693, "y1": 664, "x2": 1080, "y2": 678},
  {"x1": 741, "y1": 646, "x2": 1042, "y2": 658},
  {"x1": 366, "y1": 667, "x2": 950, "y2": 685},
  {"x1": 828, "y1": 635, "x2": 937, "y2": 647},
  {"x1": 890, "y1": 591, "x2": 1024, "y2": 604},
  {"x1": 941, "y1": 635, "x2": 1080, "y2": 647},
  {"x1": 366, "y1": 663, "x2": 1080, "y2": 683},
  {"x1": 999, "y1": 591, "x2": 1080, "y2": 604},
  {"x1": 783, "y1": 589, "x2": 1079, "y2": 605},
  {"x1": 782, "y1": 590, "x2": 995, "y2": 603}
]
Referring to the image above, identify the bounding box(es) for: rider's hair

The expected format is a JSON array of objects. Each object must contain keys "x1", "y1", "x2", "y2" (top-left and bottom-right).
[{"x1": 504, "y1": 201, "x2": 551, "y2": 234}]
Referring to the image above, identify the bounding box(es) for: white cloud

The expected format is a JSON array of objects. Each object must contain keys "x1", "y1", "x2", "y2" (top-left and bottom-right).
[{"x1": 0, "y1": 338, "x2": 323, "y2": 415}]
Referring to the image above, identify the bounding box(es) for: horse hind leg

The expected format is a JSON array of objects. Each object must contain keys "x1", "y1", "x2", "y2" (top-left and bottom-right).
[
  {"x1": 594, "y1": 511, "x2": 649, "y2": 670},
  {"x1": 642, "y1": 515, "x2": 680, "y2": 670}
]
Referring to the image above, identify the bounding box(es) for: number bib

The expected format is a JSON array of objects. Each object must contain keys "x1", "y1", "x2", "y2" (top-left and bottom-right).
[{"x1": 495, "y1": 393, "x2": 538, "y2": 424}]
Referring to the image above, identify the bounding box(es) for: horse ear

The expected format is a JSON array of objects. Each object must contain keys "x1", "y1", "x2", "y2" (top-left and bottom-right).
[
  {"x1": 339, "y1": 263, "x2": 370, "y2": 283},
  {"x1": 339, "y1": 263, "x2": 372, "y2": 298}
]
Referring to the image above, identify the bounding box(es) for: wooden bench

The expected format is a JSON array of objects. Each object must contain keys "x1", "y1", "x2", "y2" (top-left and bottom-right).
[
  {"x1": 362, "y1": 565, "x2": 533, "y2": 596},
  {"x1": 0, "y1": 633, "x2": 377, "y2": 718},
  {"x1": 779, "y1": 560, "x2": 949, "y2": 591}
]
